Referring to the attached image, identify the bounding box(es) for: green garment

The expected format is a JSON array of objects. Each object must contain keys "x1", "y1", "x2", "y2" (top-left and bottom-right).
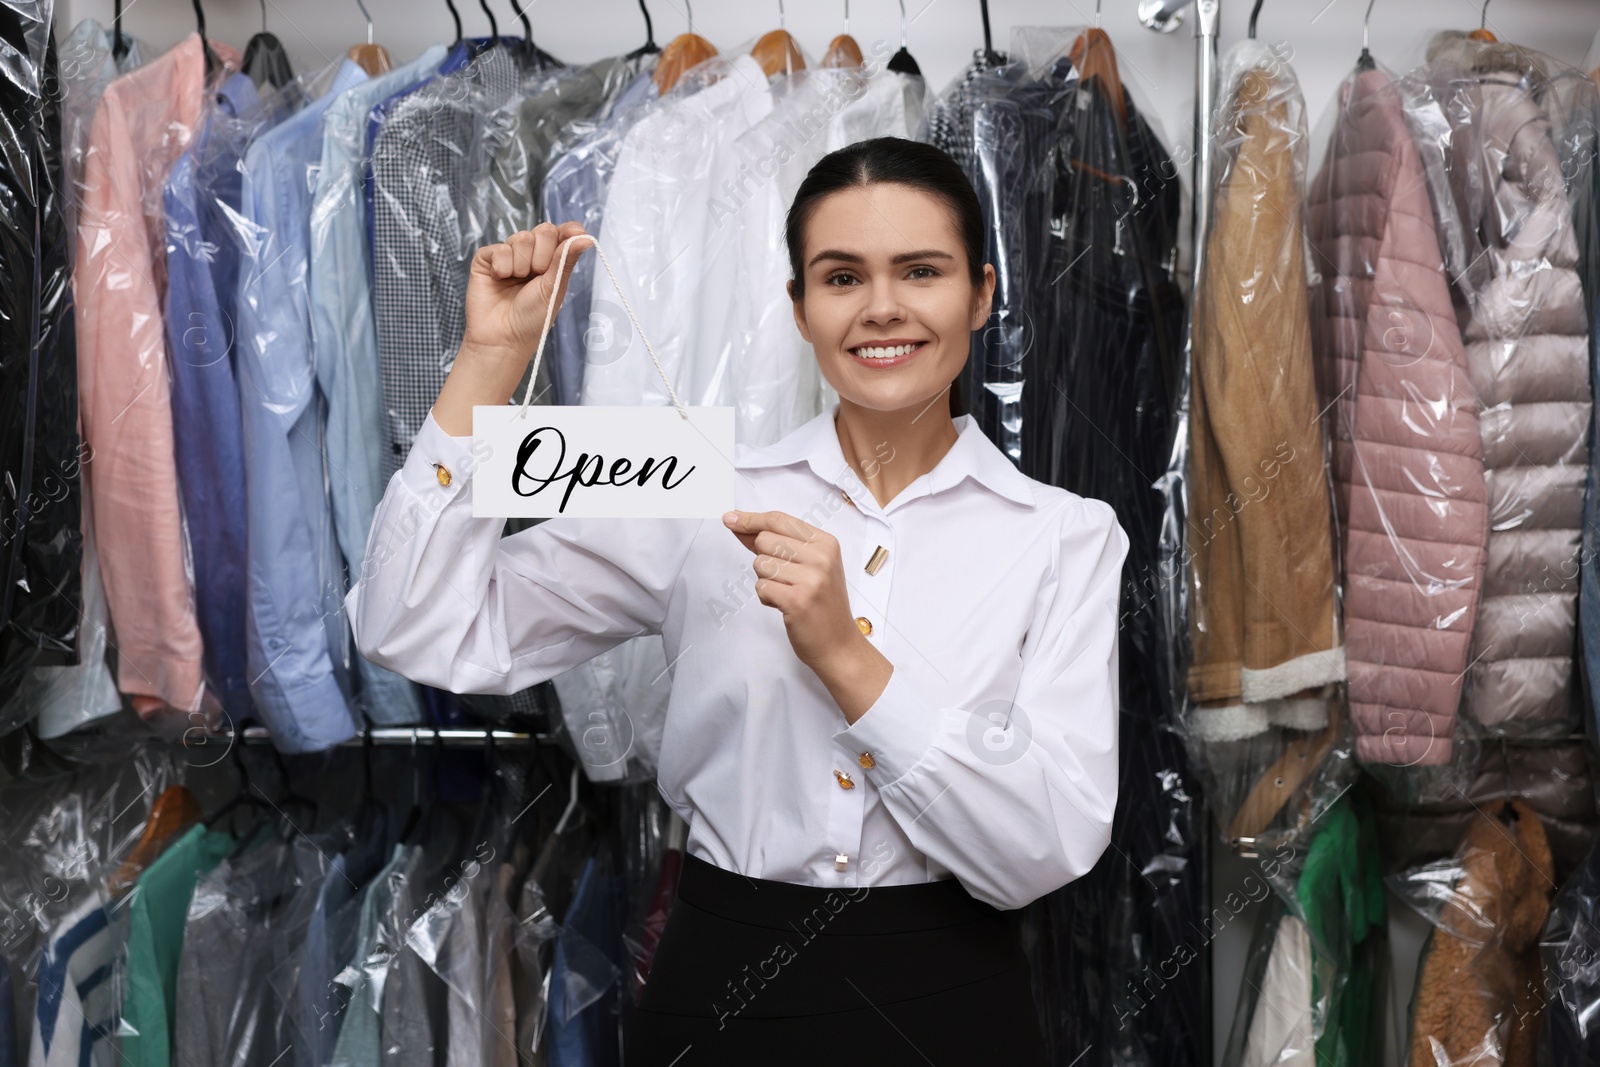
[
  {"x1": 1297, "y1": 794, "x2": 1387, "y2": 1067},
  {"x1": 122, "y1": 823, "x2": 237, "y2": 1067}
]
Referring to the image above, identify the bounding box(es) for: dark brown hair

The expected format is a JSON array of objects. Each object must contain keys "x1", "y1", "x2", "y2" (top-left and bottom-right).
[{"x1": 785, "y1": 137, "x2": 986, "y2": 298}]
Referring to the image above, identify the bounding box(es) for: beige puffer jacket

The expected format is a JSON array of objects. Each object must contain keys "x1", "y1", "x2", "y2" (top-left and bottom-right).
[{"x1": 1427, "y1": 33, "x2": 1592, "y2": 737}]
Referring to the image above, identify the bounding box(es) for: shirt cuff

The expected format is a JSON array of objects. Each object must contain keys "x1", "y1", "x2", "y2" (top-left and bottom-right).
[
  {"x1": 400, "y1": 410, "x2": 481, "y2": 502},
  {"x1": 831, "y1": 667, "x2": 942, "y2": 788}
]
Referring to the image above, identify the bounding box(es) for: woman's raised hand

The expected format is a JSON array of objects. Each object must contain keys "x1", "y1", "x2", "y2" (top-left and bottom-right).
[{"x1": 462, "y1": 221, "x2": 594, "y2": 366}]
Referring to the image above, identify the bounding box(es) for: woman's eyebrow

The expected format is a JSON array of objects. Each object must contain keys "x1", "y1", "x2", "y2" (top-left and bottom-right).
[{"x1": 806, "y1": 248, "x2": 958, "y2": 268}]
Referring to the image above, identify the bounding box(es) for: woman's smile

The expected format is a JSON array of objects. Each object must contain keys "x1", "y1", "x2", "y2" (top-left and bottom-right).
[{"x1": 847, "y1": 338, "x2": 930, "y2": 367}]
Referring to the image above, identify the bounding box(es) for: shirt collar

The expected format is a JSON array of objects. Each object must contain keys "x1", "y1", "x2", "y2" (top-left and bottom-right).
[{"x1": 738, "y1": 402, "x2": 1037, "y2": 509}]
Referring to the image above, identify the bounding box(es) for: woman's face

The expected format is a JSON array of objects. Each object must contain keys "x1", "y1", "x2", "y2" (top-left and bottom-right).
[{"x1": 790, "y1": 183, "x2": 995, "y2": 416}]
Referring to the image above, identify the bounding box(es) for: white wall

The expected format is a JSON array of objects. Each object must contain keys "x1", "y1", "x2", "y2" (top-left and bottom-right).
[{"x1": 56, "y1": 0, "x2": 1600, "y2": 167}]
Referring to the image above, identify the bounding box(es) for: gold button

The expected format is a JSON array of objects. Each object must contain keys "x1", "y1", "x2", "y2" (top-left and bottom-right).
[
  {"x1": 865, "y1": 545, "x2": 888, "y2": 576},
  {"x1": 834, "y1": 769, "x2": 855, "y2": 790},
  {"x1": 858, "y1": 751, "x2": 875, "y2": 769},
  {"x1": 433, "y1": 463, "x2": 452, "y2": 487},
  {"x1": 854, "y1": 616, "x2": 872, "y2": 636}
]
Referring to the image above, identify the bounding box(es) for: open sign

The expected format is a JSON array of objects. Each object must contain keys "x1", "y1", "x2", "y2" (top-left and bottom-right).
[{"x1": 472, "y1": 405, "x2": 735, "y2": 518}]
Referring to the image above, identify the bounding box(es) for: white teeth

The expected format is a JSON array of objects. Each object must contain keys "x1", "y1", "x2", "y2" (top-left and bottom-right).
[{"x1": 854, "y1": 344, "x2": 918, "y2": 360}]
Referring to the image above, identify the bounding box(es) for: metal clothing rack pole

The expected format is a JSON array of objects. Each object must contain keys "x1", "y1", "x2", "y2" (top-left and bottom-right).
[
  {"x1": 1191, "y1": 0, "x2": 1221, "y2": 292},
  {"x1": 185, "y1": 726, "x2": 559, "y2": 747}
]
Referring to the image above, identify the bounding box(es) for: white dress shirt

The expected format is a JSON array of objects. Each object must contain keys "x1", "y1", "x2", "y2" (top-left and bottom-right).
[
  {"x1": 731, "y1": 66, "x2": 924, "y2": 445},
  {"x1": 579, "y1": 52, "x2": 774, "y2": 410},
  {"x1": 347, "y1": 402, "x2": 1128, "y2": 910}
]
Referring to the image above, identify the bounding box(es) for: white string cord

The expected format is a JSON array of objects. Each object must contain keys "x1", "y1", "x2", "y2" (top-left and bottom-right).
[{"x1": 516, "y1": 235, "x2": 690, "y2": 421}]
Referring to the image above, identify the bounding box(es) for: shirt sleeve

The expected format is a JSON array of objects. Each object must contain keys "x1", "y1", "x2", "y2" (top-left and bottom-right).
[
  {"x1": 832, "y1": 498, "x2": 1129, "y2": 910},
  {"x1": 346, "y1": 412, "x2": 700, "y2": 696}
]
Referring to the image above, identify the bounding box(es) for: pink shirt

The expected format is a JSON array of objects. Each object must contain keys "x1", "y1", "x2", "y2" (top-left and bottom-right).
[{"x1": 74, "y1": 34, "x2": 240, "y2": 723}]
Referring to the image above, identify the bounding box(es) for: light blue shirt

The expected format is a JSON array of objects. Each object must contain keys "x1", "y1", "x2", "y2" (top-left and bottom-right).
[
  {"x1": 539, "y1": 70, "x2": 658, "y2": 406},
  {"x1": 309, "y1": 46, "x2": 445, "y2": 726},
  {"x1": 235, "y1": 59, "x2": 369, "y2": 752}
]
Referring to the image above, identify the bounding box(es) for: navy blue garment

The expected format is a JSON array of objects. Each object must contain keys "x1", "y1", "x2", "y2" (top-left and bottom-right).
[
  {"x1": 549, "y1": 855, "x2": 624, "y2": 1067},
  {"x1": 291, "y1": 805, "x2": 388, "y2": 1067},
  {"x1": 1540, "y1": 829, "x2": 1600, "y2": 1063},
  {"x1": 162, "y1": 72, "x2": 263, "y2": 724}
]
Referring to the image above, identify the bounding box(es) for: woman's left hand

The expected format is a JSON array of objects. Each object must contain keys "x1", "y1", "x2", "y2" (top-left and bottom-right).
[{"x1": 725, "y1": 509, "x2": 893, "y2": 723}]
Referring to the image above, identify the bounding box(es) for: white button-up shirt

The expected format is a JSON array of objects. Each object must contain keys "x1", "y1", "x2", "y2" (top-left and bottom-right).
[{"x1": 347, "y1": 402, "x2": 1128, "y2": 910}]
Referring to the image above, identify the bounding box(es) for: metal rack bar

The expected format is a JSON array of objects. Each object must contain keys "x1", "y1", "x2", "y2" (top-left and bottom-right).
[{"x1": 183, "y1": 726, "x2": 559, "y2": 747}]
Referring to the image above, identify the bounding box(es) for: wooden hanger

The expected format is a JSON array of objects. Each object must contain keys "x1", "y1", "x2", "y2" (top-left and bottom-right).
[
  {"x1": 1469, "y1": 0, "x2": 1496, "y2": 41},
  {"x1": 347, "y1": 0, "x2": 391, "y2": 75},
  {"x1": 1069, "y1": 24, "x2": 1126, "y2": 128},
  {"x1": 654, "y1": 0, "x2": 718, "y2": 93},
  {"x1": 822, "y1": 35, "x2": 863, "y2": 68},
  {"x1": 751, "y1": 0, "x2": 804, "y2": 78},
  {"x1": 106, "y1": 785, "x2": 202, "y2": 896},
  {"x1": 821, "y1": 0, "x2": 862, "y2": 68}
]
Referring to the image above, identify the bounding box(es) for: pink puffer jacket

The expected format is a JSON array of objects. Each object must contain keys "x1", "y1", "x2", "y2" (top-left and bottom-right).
[
  {"x1": 1309, "y1": 65, "x2": 1489, "y2": 766},
  {"x1": 1429, "y1": 36, "x2": 1592, "y2": 738}
]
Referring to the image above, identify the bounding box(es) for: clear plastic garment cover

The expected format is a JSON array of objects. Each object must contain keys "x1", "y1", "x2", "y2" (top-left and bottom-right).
[
  {"x1": 1390, "y1": 799, "x2": 1556, "y2": 1066},
  {"x1": 1171, "y1": 37, "x2": 1355, "y2": 857},
  {"x1": 925, "y1": 27, "x2": 1205, "y2": 1067},
  {"x1": 0, "y1": 0, "x2": 83, "y2": 704}
]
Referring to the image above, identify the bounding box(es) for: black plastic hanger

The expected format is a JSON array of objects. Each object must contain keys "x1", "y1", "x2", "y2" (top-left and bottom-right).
[
  {"x1": 627, "y1": 0, "x2": 661, "y2": 59},
  {"x1": 191, "y1": 0, "x2": 221, "y2": 80},
  {"x1": 1355, "y1": 0, "x2": 1377, "y2": 70},
  {"x1": 401, "y1": 727, "x2": 445, "y2": 846},
  {"x1": 1248, "y1": 0, "x2": 1264, "y2": 39},
  {"x1": 1497, "y1": 740, "x2": 1518, "y2": 824},
  {"x1": 888, "y1": 0, "x2": 920, "y2": 75},
  {"x1": 203, "y1": 741, "x2": 271, "y2": 832},
  {"x1": 977, "y1": 0, "x2": 1003, "y2": 67},
  {"x1": 476, "y1": 0, "x2": 499, "y2": 54},
  {"x1": 445, "y1": 0, "x2": 463, "y2": 48},
  {"x1": 242, "y1": 0, "x2": 295, "y2": 90},
  {"x1": 509, "y1": 0, "x2": 562, "y2": 66},
  {"x1": 111, "y1": 0, "x2": 130, "y2": 63}
]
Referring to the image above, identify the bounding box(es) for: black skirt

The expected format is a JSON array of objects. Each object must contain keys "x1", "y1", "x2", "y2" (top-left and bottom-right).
[{"x1": 629, "y1": 855, "x2": 1049, "y2": 1066}]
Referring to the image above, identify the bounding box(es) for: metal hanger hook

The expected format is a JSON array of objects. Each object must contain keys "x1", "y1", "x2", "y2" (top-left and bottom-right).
[
  {"x1": 1096, "y1": 0, "x2": 1103, "y2": 29},
  {"x1": 1480, "y1": 0, "x2": 1491, "y2": 28},
  {"x1": 354, "y1": 0, "x2": 373, "y2": 45},
  {"x1": 1362, "y1": 0, "x2": 1374, "y2": 51},
  {"x1": 685, "y1": 0, "x2": 694, "y2": 36},
  {"x1": 778, "y1": 0, "x2": 786, "y2": 31},
  {"x1": 897, "y1": 0, "x2": 908, "y2": 47},
  {"x1": 843, "y1": 0, "x2": 849, "y2": 34},
  {"x1": 259, "y1": 0, "x2": 267, "y2": 34}
]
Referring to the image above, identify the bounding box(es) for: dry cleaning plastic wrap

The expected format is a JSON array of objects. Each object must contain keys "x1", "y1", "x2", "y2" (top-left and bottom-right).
[
  {"x1": 1307, "y1": 56, "x2": 1486, "y2": 768},
  {"x1": 4, "y1": 19, "x2": 150, "y2": 740},
  {"x1": 730, "y1": 61, "x2": 924, "y2": 445},
  {"x1": 1369, "y1": 738, "x2": 1597, "y2": 885},
  {"x1": 0, "y1": 742, "x2": 177, "y2": 1050},
  {"x1": 1418, "y1": 32, "x2": 1598, "y2": 743},
  {"x1": 922, "y1": 42, "x2": 1076, "y2": 465},
  {"x1": 1177, "y1": 39, "x2": 1353, "y2": 850},
  {"x1": 1539, "y1": 824, "x2": 1600, "y2": 1062},
  {"x1": 0, "y1": 0, "x2": 83, "y2": 700},
  {"x1": 1389, "y1": 799, "x2": 1556, "y2": 1067},
  {"x1": 931, "y1": 26, "x2": 1205, "y2": 1067},
  {"x1": 1219, "y1": 794, "x2": 1386, "y2": 1067}
]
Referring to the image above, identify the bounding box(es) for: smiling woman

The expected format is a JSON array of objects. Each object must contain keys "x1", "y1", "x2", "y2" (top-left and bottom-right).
[{"x1": 349, "y1": 136, "x2": 1127, "y2": 1066}]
